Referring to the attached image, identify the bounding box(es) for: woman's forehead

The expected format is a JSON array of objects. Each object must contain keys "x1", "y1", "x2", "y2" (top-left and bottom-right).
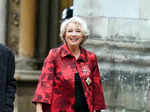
[{"x1": 67, "y1": 22, "x2": 81, "y2": 28}]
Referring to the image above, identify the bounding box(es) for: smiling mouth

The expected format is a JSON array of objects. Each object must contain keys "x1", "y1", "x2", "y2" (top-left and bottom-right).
[{"x1": 70, "y1": 38, "x2": 80, "y2": 41}]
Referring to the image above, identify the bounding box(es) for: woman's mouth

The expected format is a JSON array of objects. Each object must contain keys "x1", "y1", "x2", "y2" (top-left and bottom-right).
[{"x1": 70, "y1": 38, "x2": 80, "y2": 42}]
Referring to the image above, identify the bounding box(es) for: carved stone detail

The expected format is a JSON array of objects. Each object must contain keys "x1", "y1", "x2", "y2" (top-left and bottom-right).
[{"x1": 7, "y1": 0, "x2": 20, "y2": 54}]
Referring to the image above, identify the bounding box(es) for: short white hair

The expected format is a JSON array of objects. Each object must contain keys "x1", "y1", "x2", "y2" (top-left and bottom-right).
[{"x1": 59, "y1": 16, "x2": 90, "y2": 45}]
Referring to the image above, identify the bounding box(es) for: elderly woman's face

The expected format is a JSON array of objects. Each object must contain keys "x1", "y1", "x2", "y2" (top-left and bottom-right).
[{"x1": 65, "y1": 22, "x2": 83, "y2": 48}]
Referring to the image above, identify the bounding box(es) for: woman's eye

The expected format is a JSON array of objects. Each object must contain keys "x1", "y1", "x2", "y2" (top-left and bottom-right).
[
  {"x1": 76, "y1": 30, "x2": 81, "y2": 32},
  {"x1": 67, "y1": 30, "x2": 73, "y2": 32}
]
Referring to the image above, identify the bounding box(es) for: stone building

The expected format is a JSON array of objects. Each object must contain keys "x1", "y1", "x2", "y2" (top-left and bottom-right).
[{"x1": 0, "y1": 0, "x2": 150, "y2": 112}]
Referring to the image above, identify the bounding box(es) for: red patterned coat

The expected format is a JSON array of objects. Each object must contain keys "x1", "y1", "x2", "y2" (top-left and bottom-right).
[{"x1": 32, "y1": 44, "x2": 106, "y2": 112}]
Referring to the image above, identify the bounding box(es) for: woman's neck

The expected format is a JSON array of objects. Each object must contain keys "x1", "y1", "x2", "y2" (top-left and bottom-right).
[{"x1": 68, "y1": 45, "x2": 81, "y2": 60}]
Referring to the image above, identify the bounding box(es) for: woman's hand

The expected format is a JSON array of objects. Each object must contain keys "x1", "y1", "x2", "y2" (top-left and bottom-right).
[{"x1": 36, "y1": 103, "x2": 43, "y2": 112}]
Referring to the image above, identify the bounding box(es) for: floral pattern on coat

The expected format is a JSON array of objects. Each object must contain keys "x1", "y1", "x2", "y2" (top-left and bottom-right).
[{"x1": 32, "y1": 44, "x2": 106, "y2": 112}]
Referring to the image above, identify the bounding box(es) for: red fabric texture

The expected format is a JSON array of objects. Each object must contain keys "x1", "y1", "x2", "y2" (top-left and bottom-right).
[{"x1": 32, "y1": 43, "x2": 106, "y2": 112}]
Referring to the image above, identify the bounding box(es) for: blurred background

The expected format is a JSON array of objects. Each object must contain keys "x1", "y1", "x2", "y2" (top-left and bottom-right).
[{"x1": 1, "y1": 0, "x2": 150, "y2": 112}]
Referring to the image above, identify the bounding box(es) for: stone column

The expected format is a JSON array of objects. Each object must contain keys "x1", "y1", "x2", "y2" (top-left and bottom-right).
[
  {"x1": 14, "y1": 0, "x2": 37, "y2": 111},
  {"x1": 17, "y1": 0, "x2": 36, "y2": 70},
  {"x1": 35, "y1": 0, "x2": 60, "y2": 67},
  {"x1": 19, "y1": 0, "x2": 36, "y2": 57},
  {"x1": 0, "y1": 0, "x2": 7, "y2": 44},
  {"x1": 48, "y1": 0, "x2": 60, "y2": 49}
]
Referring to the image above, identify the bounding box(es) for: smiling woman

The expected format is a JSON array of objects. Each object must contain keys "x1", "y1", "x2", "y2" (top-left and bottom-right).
[
  {"x1": 32, "y1": 17, "x2": 106, "y2": 112},
  {"x1": 60, "y1": 17, "x2": 89, "y2": 44},
  {"x1": 60, "y1": 17, "x2": 90, "y2": 59},
  {"x1": 65, "y1": 23, "x2": 83, "y2": 59}
]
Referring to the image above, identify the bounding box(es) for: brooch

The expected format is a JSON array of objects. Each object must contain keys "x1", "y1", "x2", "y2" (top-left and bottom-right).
[
  {"x1": 85, "y1": 77, "x2": 92, "y2": 86},
  {"x1": 82, "y1": 66, "x2": 89, "y2": 75}
]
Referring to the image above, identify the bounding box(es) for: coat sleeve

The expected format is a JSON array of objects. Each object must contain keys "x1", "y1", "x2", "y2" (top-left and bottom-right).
[
  {"x1": 32, "y1": 49, "x2": 56, "y2": 104},
  {"x1": 5, "y1": 50, "x2": 16, "y2": 112},
  {"x1": 92, "y1": 54, "x2": 106, "y2": 110}
]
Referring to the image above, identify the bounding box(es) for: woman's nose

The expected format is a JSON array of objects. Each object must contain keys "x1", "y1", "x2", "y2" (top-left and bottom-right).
[{"x1": 71, "y1": 31, "x2": 80, "y2": 36}]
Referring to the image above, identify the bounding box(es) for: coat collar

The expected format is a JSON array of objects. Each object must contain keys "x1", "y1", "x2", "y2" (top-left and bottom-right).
[{"x1": 60, "y1": 43, "x2": 87, "y2": 62}]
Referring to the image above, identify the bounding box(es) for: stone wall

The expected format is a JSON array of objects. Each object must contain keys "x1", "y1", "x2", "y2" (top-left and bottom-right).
[
  {"x1": 84, "y1": 39, "x2": 150, "y2": 112},
  {"x1": 74, "y1": 0, "x2": 150, "y2": 111},
  {"x1": 7, "y1": 0, "x2": 20, "y2": 54},
  {"x1": 0, "y1": 0, "x2": 7, "y2": 44},
  {"x1": 14, "y1": 70, "x2": 40, "y2": 112}
]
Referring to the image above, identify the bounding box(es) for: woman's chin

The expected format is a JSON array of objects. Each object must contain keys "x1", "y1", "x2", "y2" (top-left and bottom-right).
[{"x1": 68, "y1": 43, "x2": 80, "y2": 47}]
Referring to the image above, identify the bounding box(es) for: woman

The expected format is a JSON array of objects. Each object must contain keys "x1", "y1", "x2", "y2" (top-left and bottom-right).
[{"x1": 32, "y1": 17, "x2": 106, "y2": 112}]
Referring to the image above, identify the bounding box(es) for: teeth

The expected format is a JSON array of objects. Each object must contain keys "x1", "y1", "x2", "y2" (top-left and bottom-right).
[{"x1": 71, "y1": 38, "x2": 79, "y2": 41}]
